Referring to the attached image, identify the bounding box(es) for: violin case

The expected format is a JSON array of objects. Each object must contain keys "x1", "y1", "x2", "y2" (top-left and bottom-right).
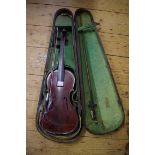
[{"x1": 36, "y1": 8, "x2": 124, "y2": 142}]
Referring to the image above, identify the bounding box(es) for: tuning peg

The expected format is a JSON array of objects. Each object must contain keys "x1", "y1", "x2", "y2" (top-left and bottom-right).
[
  {"x1": 56, "y1": 44, "x2": 60, "y2": 48},
  {"x1": 57, "y1": 37, "x2": 61, "y2": 41}
]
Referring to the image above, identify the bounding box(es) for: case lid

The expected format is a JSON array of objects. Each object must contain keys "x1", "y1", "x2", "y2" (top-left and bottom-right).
[{"x1": 74, "y1": 8, "x2": 124, "y2": 134}]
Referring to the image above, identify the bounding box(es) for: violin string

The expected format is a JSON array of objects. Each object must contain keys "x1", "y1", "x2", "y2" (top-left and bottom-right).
[{"x1": 57, "y1": 28, "x2": 66, "y2": 87}]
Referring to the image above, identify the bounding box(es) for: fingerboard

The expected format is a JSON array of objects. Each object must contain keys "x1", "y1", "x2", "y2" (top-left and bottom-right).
[{"x1": 57, "y1": 29, "x2": 67, "y2": 87}]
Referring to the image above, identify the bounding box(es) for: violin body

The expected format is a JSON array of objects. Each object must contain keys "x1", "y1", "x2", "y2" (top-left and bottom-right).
[{"x1": 40, "y1": 69, "x2": 79, "y2": 134}]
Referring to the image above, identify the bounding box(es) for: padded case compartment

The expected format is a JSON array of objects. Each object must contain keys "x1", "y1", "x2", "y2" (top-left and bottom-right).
[
  {"x1": 74, "y1": 8, "x2": 124, "y2": 134},
  {"x1": 36, "y1": 8, "x2": 82, "y2": 142}
]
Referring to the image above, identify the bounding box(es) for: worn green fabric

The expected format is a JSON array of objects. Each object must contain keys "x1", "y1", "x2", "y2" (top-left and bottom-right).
[
  {"x1": 76, "y1": 12, "x2": 124, "y2": 134},
  {"x1": 78, "y1": 24, "x2": 96, "y2": 32},
  {"x1": 55, "y1": 15, "x2": 72, "y2": 27}
]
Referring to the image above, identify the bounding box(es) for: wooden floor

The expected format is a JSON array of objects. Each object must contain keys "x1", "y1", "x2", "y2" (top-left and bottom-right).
[{"x1": 26, "y1": 0, "x2": 129, "y2": 155}]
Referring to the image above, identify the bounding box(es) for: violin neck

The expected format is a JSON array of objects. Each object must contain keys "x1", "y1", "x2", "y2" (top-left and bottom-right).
[{"x1": 57, "y1": 29, "x2": 66, "y2": 87}]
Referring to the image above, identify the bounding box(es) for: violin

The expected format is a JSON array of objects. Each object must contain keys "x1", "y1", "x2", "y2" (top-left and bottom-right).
[{"x1": 40, "y1": 28, "x2": 79, "y2": 134}]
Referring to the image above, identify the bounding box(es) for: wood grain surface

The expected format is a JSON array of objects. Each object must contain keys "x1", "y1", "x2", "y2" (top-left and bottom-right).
[{"x1": 26, "y1": 0, "x2": 129, "y2": 155}]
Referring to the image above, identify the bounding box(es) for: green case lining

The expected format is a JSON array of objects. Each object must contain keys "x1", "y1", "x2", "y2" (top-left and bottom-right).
[{"x1": 75, "y1": 9, "x2": 124, "y2": 134}]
